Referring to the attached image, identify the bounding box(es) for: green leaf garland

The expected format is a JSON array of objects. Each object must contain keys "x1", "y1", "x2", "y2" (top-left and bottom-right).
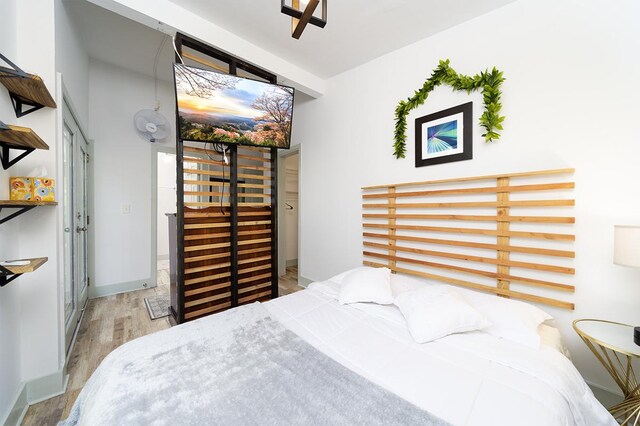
[{"x1": 393, "y1": 59, "x2": 505, "y2": 159}]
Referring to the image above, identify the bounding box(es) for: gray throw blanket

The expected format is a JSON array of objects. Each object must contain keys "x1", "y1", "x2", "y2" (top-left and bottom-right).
[{"x1": 60, "y1": 303, "x2": 449, "y2": 425}]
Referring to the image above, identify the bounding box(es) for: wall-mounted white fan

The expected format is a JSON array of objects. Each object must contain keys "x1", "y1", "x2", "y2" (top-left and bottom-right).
[{"x1": 133, "y1": 109, "x2": 170, "y2": 143}]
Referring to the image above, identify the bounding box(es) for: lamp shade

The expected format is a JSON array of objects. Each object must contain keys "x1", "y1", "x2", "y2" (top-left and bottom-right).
[{"x1": 614, "y1": 225, "x2": 640, "y2": 268}]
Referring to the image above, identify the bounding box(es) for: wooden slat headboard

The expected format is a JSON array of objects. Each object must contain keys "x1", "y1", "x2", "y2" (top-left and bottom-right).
[{"x1": 361, "y1": 168, "x2": 576, "y2": 309}]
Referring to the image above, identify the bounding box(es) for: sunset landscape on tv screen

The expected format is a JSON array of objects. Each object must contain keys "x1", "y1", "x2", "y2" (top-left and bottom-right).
[{"x1": 174, "y1": 63, "x2": 294, "y2": 149}]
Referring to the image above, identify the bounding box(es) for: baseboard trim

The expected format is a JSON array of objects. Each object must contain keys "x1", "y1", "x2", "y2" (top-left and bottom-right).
[
  {"x1": 286, "y1": 259, "x2": 298, "y2": 267},
  {"x1": 90, "y1": 278, "x2": 155, "y2": 298},
  {"x1": 2, "y1": 384, "x2": 27, "y2": 426},
  {"x1": 2, "y1": 370, "x2": 67, "y2": 426},
  {"x1": 587, "y1": 380, "x2": 622, "y2": 408},
  {"x1": 299, "y1": 275, "x2": 314, "y2": 288},
  {"x1": 156, "y1": 254, "x2": 169, "y2": 261}
]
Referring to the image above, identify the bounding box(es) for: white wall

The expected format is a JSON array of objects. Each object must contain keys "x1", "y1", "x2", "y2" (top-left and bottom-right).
[
  {"x1": 89, "y1": 58, "x2": 175, "y2": 293},
  {"x1": 157, "y1": 152, "x2": 176, "y2": 260},
  {"x1": 294, "y1": 0, "x2": 640, "y2": 393},
  {"x1": 0, "y1": 0, "x2": 22, "y2": 420},
  {"x1": 55, "y1": 0, "x2": 90, "y2": 125}
]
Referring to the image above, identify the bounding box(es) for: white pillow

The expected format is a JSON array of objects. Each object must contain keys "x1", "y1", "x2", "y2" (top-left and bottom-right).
[
  {"x1": 394, "y1": 286, "x2": 490, "y2": 343},
  {"x1": 457, "y1": 288, "x2": 553, "y2": 349},
  {"x1": 338, "y1": 267, "x2": 393, "y2": 305}
]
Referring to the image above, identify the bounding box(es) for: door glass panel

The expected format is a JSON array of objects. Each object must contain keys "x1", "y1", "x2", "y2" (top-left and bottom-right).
[
  {"x1": 63, "y1": 123, "x2": 75, "y2": 324},
  {"x1": 78, "y1": 145, "x2": 88, "y2": 294}
]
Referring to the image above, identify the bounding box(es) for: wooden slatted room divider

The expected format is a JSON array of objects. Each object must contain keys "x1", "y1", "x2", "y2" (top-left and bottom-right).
[
  {"x1": 171, "y1": 34, "x2": 279, "y2": 324},
  {"x1": 361, "y1": 168, "x2": 576, "y2": 309},
  {"x1": 178, "y1": 145, "x2": 277, "y2": 322}
]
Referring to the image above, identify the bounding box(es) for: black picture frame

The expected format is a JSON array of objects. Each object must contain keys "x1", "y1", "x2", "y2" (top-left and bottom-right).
[{"x1": 415, "y1": 102, "x2": 473, "y2": 168}]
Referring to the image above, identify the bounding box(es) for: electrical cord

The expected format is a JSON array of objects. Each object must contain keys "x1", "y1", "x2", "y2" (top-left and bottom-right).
[{"x1": 203, "y1": 142, "x2": 229, "y2": 215}]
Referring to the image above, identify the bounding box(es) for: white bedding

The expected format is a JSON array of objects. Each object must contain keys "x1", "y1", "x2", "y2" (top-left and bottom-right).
[{"x1": 264, "y1": 280, "x2": 615, "y2": 426}]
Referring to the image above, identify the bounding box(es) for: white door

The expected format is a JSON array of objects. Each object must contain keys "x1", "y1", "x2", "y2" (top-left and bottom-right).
[{"x1": 63, "y1": 102, "x2": 90, "y2": 352}]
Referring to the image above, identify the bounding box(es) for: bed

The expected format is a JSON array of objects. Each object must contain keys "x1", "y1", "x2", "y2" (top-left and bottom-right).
[
  {"x1": 60, "y1": 168, "x2": 616, "y2": 425},
  {"x1": 59, "y1": 271, "x2": 614, "y2": 425}
]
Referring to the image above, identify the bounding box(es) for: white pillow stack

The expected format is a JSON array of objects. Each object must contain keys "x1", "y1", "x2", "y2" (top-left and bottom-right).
[
  {"x1": 394, "y1": 286, "x2": 490, "y2": 343},
  {"x1": 338, "y1": 267, "x2": 394, "y2": 305}
]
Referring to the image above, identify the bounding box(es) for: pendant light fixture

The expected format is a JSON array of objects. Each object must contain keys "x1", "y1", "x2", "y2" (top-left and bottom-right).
[{"x1": 281, "y1": 0, "x2": 327, "y2": 39}]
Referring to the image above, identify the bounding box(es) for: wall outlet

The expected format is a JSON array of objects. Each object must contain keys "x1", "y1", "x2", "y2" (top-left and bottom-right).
[{"x1": 121, "y1": 204, "x2": 131, "y2": 214}]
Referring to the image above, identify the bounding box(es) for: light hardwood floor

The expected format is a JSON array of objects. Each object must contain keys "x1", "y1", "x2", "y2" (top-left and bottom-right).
[
  {"x1": 22, "y1": 264, "x2": 302, "y2": 425},
  {"x1": 21, "y1": 269, "x2": 171, "y2": 425}
]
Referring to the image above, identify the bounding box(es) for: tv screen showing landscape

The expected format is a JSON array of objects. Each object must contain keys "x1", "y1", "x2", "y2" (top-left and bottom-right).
[{"x1": 174, "y1": 63, "x2": 294, "y2": 149}]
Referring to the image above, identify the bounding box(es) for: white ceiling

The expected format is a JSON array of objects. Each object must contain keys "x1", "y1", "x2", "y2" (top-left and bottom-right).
[
  {"x1": 66, "y1": 0, "x2": 176, "y2": 81},
  {"x1": 67, "y1": 0, "x2": 516, "y2": 85},
  {"x1": 167, "y1": 0, "x2": 517, "y2": 78}
]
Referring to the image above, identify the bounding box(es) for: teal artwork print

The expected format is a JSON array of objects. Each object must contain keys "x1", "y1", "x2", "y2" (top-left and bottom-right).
[{"x1": 427, "y1": 120, "x2": 457, "y2": 153}]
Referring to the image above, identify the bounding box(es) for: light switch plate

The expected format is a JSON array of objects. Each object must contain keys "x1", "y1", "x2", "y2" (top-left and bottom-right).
[{"x1": 121, "y1": 204, "x2": 131, "y2": 214}]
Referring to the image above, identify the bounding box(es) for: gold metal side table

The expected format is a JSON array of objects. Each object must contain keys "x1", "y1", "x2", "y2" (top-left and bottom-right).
[{"x1": 574, "y1": 319, "x2": 640, "y2": 425}]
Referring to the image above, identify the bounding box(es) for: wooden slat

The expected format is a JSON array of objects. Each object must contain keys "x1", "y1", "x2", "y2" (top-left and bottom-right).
[
  {"x1": 185, "y1": 255, "x2": 272, "y2": 274},
  {"x1": 184, "y1": 202, "x2": 230, "y2": 207},
  {"x1": 184, "y1": 211, "x2": 228, "y2": 218},
  {"x1": 184, "y1": 302, "x2": 231, "y2": 320},
  {"x1": 184, "y1": 179, "x2": 223, "y2": 187},
  {"x1": 184, "y1": 191, "x2": 225, "y2": 197},
  {"x1": 185, "y1": 262, "x2": 230, "y2": 274},
  {"x1": 239, "y1": 183, "x2": 271, "y2": 189},
  {"x1": 362, "y1": 168, "x2": 575, "y2": 190},
  {"x1": 238, "y1": 246, "x2": 273, "y2": 256},
  {"x1": 185, "y1": 271, "x2": 231, "y2": 285},
  {"x1": 238, "y1": 290, "x2": 272, "y2": 304},
  {"x1": 363, "y1": 214, "x2": 574, "y2": 224},
  {"x1": 184, "y1": 242, "x2": 230, "y2": 252},
  {"x1": 184, "y1": 252, "x2": 230, "y2": 263},
  {"x1": 363, "y1": 251, "x2": 574, "y2": 292},
  {"x1": 362, "y1": 223, "x2": 575, "y2": 241},
  {"x1": 238, "y1": 193, "x2": 271, "y2": 199},
  {"x1": 238, "y1": 203, "x2": 270, "y2": 208},
  {"x1": 388, "y1": 187, "x2": 396, "y2": 270},
  {"x1": 183, "y1": 156, "x2": 225, "y2": 167},
  {"x1": 184, "y1": 168, "x2": 271, "y2": 181},
  {"x1": 363, "y1": 232, "x2": 574, "y2": 258},
  {"x1": 496, "y1": 177, "x2": 511, "y2": 292},
  {"x1": 362, "y1": 199, "x2": 575, "y2": 209},
  {"x1": 363, "y1": 262, "x2": 574, "y2": 310},
  {"x1": 238, "y1": 272, "x2": 271, "y2": 285},
  {"x1": 238, "y1": 211, "x2": 272, "y2": 217},
  {"x1": 238, "y1": 281, "x2": 271, "y2": 294},
  {"x1": 238, "y1": 220, "x2": 271, "y2": 226},
  {"x1": 239, "y1": 229, "x2": 271, "y2": 237},
  {"x1": 238, "y1": 238, "x2": 271, "y2": 246},
  {"x1": 185, "y1": 292, "x2": 231, "y2": 308},
  {"x1": 184, "y1": 281, "x2": 230, "y2": 297},
  {"x1": 238, "y1": 154, "x2": 270, "y2": 163},
  {"x1": 238, "y1": 163, "x2": 270, "y2": 172},
  {"x1": 238, "y1": 264, "x2": 271, "y2": 275},
  {"x1": 363, "y1": 241, "x2": 575, "y2": 275},
  {"x1": 182, "y1": 51, "x2": 229, "y2": 73},
  {"x1": 363, "y1": 182, "x2": 575, "y2": 199},
  {"x1": 184, "y1": 223, "x2": 229, "y2": 230}
]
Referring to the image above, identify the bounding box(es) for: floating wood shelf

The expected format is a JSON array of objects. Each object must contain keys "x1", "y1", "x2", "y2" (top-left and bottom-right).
[
  {"x1": 0, "y1": 53, "x2": 57, "y2": 118},
  {"x1": 0, "y1": 200, "x2": 57, "y2": 225},
  {"x1": 0, "y1": 257, "x2": 48, "y2": 287},
  {"x1": 0, "y1": 123, "x2": 49, "y2": 169}
]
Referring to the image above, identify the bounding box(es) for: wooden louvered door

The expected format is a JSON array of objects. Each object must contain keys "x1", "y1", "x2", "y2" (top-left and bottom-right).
[{"x1": 173, "y1": 143, "x2": 277, "y2": 323}]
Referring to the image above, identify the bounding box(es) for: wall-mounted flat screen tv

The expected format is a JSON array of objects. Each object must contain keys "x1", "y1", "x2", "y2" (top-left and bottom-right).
[{"x1": 174, "y1": 63, "x2": 294, "y2": 149}]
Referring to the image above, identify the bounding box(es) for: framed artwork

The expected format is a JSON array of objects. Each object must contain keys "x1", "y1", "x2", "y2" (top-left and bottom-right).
[{"x1": 415, "y1": 102, "x2": 473, "y2": 167}]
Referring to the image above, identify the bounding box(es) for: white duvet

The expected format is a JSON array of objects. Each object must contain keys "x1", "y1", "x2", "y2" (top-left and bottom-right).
[{"x1": 264, "y1": 280, "x2": 615, "y2": 426}]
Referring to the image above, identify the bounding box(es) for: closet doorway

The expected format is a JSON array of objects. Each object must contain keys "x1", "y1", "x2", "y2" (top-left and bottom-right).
[
  {"x1": 278, "y1": 149, "x2": 300, "y2": 295},
  {"x1": 63, "y1": 100, "x2": 91, "y2": 353}
]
